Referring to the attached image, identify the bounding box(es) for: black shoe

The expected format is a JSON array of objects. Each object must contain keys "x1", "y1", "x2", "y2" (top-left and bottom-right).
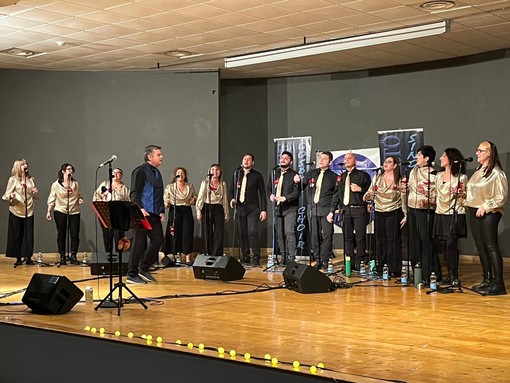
[
  {"x1": 138, "y1": 270, "x2": 157, "y2": 283},
  {"x1": 70, "y1": 256, "x2": 80, "y2": 265},
  {"x1": 127, "y1": 275, "x2": 146, "y2": 284},
  {"x1": 485, "y1": 281, "x2": 507, "y2": 296},
  {"x1": 13, "y1": 259, "x2": 23, "y2": 266},
  {"x1": 241, "y1": 257, "x2": 251, "y2": 264},
  {"x1": 472, "y1": 280, "x2": 491, "y2": 292},
  {"x1": 59, "y1": 256, "x2": 67, "y2": 265},
  {"x1": 25, "y1": 258, "x2": 35, "y2": 265},
  {"x1": 252, "y1": 257, "x2": 261, "y2": 266}
]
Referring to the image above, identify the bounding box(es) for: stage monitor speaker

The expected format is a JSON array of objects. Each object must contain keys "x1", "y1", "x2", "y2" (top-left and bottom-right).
[
  {"x1": 22, "y1": 274, "x2": 83, "y2": 314},
  {"x1": 192, "y1": 254, "x2": 245, "y2": 281},
  {"x1": 283, "y1": 261, "x2": 333, "y2": 294},
  {"x1": 90, "y1": 252, "x2": 129, "y2": 275}
]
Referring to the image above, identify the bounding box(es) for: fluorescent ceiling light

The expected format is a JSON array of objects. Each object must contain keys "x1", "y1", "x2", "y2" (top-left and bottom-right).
[{"x1": 224, "y1": 21, "x2": 449, "y2": 68}]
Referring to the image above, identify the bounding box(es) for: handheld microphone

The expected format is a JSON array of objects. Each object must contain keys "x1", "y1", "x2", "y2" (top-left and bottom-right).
[
  {"x1": 453, "y1": 157, "x2": 473, "y2": 163},
  {"x1": 98, "y1": 155, "x2": 117, "y2": 168}
]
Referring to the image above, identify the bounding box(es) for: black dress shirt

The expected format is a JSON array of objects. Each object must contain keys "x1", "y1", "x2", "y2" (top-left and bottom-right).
[
  {"x1": 230, "y1": 168, "x2": 267, "y2": 212},
  {"x1": 267, "y1": 167, "x2": 300, "y2": 211},
  {"x1": 330, "y1": 168, "x2": 371, "y2": 213},
  {"x1": 302, "y1": 168, "x2": 338, "y2": 216}
]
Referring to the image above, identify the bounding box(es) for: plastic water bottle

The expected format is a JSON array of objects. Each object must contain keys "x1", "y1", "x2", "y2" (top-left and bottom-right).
[
  {"x1": 430, "y1": 272, "x2": 437, "y2": 290},
  {"x1": 401, "y1": 266, "x2": 408, "y2": 285},
  {"x1": 37, "y1": 252, "x2": 43, "y2": 266},
  {"x1": 327, "y1": 259, "x2": 334, "y2": 274},
  {"x1": 266, "y1": 254, "x2": 274, "y2": 271},
  {"x1": 345, "y1": 256, "x2": 351, "y2": 277},
  {"x1": 382, "y1": 264, "x2": 389, "y2": 280},
  {"x1": 359, "y1": 260, "x2": 365, "y2": 276},
  {"x1": 82, "y1": 252, "x2": 89, "y2": 267}
]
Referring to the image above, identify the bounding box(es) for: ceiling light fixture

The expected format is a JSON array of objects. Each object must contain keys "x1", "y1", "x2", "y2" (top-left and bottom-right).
[
  {"x1": 224, "y1": 21, "x2": 449, "y2": 68},
  {"x1": 0, "y1": 47, "x2": 46, "y2": 58}
]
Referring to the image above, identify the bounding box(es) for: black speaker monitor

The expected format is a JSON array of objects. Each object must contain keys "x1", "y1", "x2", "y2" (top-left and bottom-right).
[
  {"x1": 283, "y1": 261, "x2": 333, "y2": 294},
  {"x1": 22, "y1": 274, "x2": 83, "y2": 314},
  {"x1": 90, "y1": 252, "x2": 129, "y2": 276},
  {"x1": 192, "y1": 255, "x2": 245, "y2": 281}
]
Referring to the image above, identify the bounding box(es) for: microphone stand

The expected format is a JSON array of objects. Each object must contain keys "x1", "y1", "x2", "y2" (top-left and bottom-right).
[
  {"x1": 231, "y1": 168, "x2": 242, "y2": 262},
  {"x1": 402, "y1": 164, "x2": 412, "y2": 283},
  {"x1": 58, "y1": 174, "x2": 72, "y2": 267},
  {"x1": 264, "y1": 166, "x2": 279, "y2": 272},
  {"x1": 369, "y1": 169, "x2": 382, "y2": 276},
  {"x1": 306, "y1": 164, "x2": 317, "y2": 267},
  {"x1": 203, "y1": 175, "x2": 213, "y2": 256}
]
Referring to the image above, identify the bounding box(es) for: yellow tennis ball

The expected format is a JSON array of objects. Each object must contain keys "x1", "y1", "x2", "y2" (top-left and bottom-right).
[
  {"x1": 99, "y1": 328, "x2": 105, "y2": 334},
  {"x1": 317, "y1": 362, "x2": 325, "y2": 369},
  {"x1": 244, "y1": 353, "x2": 251, "y2": 361},
  {"x1": 176, "y1": 339, "x2": 182, "y2": 345},
  {"x1": 127, "y1": 332, "x2": 134, "y2": 338},
  {"x1": 229, "y1": 349, "x2": 236, "y2": 357},
  {"x1": 198, "y1": 343, "x2": 205, "y2": 350},
  {"x1": 264, "y1": 353, "x2": 271, "y2": 361},
  {"x1": 218, "y1": 347, "x2": 225, "y2": 354},
  {"x1": 187, "y1": 343, "x2": 194, "y2": 349},
  {"x1": 310, "y1": 365, "x2": 317, "y2": 374},
  {"x1": 90, "y1": 327, "x2": 97, "y2": 333},
  {"x1": 141, "y1": 334, "x2": 147, "y2": 339},
  {"x1": 114, "y1": 331, "x2": 121, "y2": 337},
  {"x1": 156, "y1": 337, "x2": 163, "y2": 343},
  {"x1": 271, "y1": 357, "x2": 278, "y2": 366},
  {"x1": 84, "y1": 326, "x2": 91, "y2": 331},
  {"x1": 293, "y1": 360, "x2": 300, "y2": 369}
]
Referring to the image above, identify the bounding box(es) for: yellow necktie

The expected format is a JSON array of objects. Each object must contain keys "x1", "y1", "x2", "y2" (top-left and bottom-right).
[
  {"x1": 239, "y1": 170, "x2": 248, "y2": 203},
  {"x1": 314, "y1": 170, "x2": 324, "y2": 203},
  {"x1": 343, "y1": 172, "x2": 351, "y2": 206},
  {"x1": 276, "y1": 171, "x2": 285, "y2": 198}
]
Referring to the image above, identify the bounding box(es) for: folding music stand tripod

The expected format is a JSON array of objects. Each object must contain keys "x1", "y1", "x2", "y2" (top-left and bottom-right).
[{"x1": 92, "y1": 201, "x2": 151, "y2": 316}]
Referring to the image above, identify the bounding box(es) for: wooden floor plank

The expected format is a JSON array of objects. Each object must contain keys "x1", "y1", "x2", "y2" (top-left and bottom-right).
[{"x1": 1, "y1": 252, "x2": 509, "y2": 382}]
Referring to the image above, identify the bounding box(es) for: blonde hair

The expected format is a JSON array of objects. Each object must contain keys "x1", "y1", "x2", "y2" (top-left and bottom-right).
[{"x1": 11, "y1": 159, "x2": 30, "y2": 180}]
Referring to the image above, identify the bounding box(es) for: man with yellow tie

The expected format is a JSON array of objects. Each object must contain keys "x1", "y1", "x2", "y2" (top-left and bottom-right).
[
  {"x1": 329, "y1": 152, "x2": 371, "y2": 270},
  {"x1": 268, "y1": 151, "x2": 300, "y2": 264},
  {"x1": 295, "y1": 151, "x2": 337, "y2": 271},
  {"x1": 230, "y1": 154, "x2": 267, "y2": 266}
]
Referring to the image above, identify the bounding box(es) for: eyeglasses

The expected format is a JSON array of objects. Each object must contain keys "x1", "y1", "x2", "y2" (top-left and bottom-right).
[{"x1": 476, "y1": 149, "x2": 487, "y2": 153}]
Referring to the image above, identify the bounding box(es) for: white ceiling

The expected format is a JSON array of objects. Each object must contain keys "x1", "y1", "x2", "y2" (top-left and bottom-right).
[{"x1": 1, "y1": 0, "x2": 510, "y2": 78}]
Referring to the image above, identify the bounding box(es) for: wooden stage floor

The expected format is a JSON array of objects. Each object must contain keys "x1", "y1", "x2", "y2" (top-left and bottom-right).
[{"x1": 1, "y1": 252, "x2": 509, "y2": 383}]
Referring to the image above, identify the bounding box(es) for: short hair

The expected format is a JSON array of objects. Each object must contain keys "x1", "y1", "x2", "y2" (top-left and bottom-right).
[
  {"x1": 281, "y1": 151, "x2": 293, "y2": 162},
  {"x1": 144, "y1": 145, "x2": 161, "y2": 162},
  {"x1": 243, "y1": 153, "x2": 255, "y2": 161},
  {"x1": 321, "y1": 151, "x2": 333, "y2": 162},
  {"x1": 417, "y1": 145, "x2": 436, "y2": 166}
]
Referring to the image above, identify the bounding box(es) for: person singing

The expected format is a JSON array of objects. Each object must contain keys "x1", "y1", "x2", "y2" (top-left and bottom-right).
[
  {"x1": 434, "y1": 148, "x2": 468, "y2": 286},
  {"x1": 196, "y1": 164, "x2": 229, "y2": 257},
  {"x1": 466, "y1": 141, "x2": 508, "y2": 295},
  {"x1": 92, "y1": 167, "x2": 130, "y2": 253},
  {"x1": 363, "y1": 156, "x2": 406, "y2": 277},
  {"x1": 46, "y1": 163, "x2": 84, "y2": 265},
  {"x1": 163, "y1": 167, "x2": 197, "y2": 264},
  {"x1": 2, "y1": 159, "x2": 39, "y2": 266}
]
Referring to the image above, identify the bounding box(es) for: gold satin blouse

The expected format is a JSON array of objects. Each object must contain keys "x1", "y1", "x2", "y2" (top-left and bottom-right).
[
  {"x1": 164, "y1": 182, "x2": 196, "y2": 207},
  {"x1": 407, "y1": 166, "x2": 436, "y2": 210},
  {"x1": 47, "y1": 180, "x2": 83, "y2": 215},
  {"x1": 466, "y1": 167, "x2": 508, "y2": 215},
  {"x1": 434, "y1": 172, "x2": 468, "y2": 215},
  {"x1": 196, "y1": 179, "x2": 229, "y2": 218},
  {"x1": 2, "y1": 176, "x2": 38, "y2": 218},
  {"x1": 364, "y1": 174, "x2": 405, "y2": 213},
  {"x1": 92, "y1": 181, "x2": 130, "y2": 202}
]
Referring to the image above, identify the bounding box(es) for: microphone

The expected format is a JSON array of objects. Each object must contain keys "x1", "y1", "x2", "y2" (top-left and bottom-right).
[
  {"x1": 207, "y1": 173, "x2": 213, "y2": 178},
  {"x1": 236, "y1": 165, "x2": 243, "y2": 170},
  {"x1": 175, "y1": 174, "x2": 181, "y2": 179},
  {"x1": 454, "y1": 157, "x2": 473, "y2": 163},
  {"x1": 401, "y1": 161, "x2": 411, "y2": 166},
  {"x1": 98, "y1": 155, "x2": 117, "y2": 168},
  {"x1": 272, "y1": 165, "x2": 280, "y2": 170},
  {"x1": 101, "y1": 186, "x2": 108, "y2": 193},
  {"x1": 336, "y1": 162, "x2": 344, "y2": 166},
  {"x1": 306, "y1": 161, "x2": 315, "y2": 166},
  {"x1": 375, "y1": 167, "x2": 383, "y2": 172}
]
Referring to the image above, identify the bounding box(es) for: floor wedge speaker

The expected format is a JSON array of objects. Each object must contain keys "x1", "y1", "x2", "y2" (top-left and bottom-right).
[
  {"x1": 283, "y1": 261, "x2": 333, "y2": 293},
  {"x1": 22, "y1": 274, "x2": 83, "y2": 314},
  {"x1": 193, "y1": 255, "x2": 245, "y2": 281}
]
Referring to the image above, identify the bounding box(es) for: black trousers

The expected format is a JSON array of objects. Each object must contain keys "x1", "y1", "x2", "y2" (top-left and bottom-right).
[
  {"x1": 468, "y1": 208, "x2": 503, "y2": 281},
  {"x1": 237, "y1": 206, "x2": 261, "y2": 257},
  {"x1": 309, "y1": 214, "x2": 333, "y2": 263},
  {"x1": 6, "y1": 212, "x2": 34, "y2": 259},
  {"x1": 164, "y1": 205, "x2": 194, "y2": 255},
  {"x1": 275, "y1": 208, "x2": 297, "y2": 258},
  {"x1": 99, "y1": 220, "x2": 124, "y2": 254},
  {"x1": 407, "y1": 208, "x2": 441, "y2": 282},
  {"x1": 343, "y1": 206, "x2": 369, "y2": 265},
  {"x1": 202, "y1": 204, "x2": 224, "y2": 256},
  {"x1": 374, "y1": 208, "x2": 403, "y2": 274},
  {"x1": 54, "y1": 211, "x2": 80, "y2": 256},
  {"x1": 128, "y1": 213, "x2": 163, "y2": 276}
]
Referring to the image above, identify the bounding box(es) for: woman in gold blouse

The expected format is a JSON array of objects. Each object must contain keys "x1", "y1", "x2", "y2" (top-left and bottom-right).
[
  {"x1": 196, "y1": 164, "x2": 229, "y2": 257},
  {"x1": 364, "y1": 156, "x2": 406, "y2": 277},
  {"x1": 466, "y1": 141, "x2": 508, "y2": 295},
  {"x1": 46, "y1": 163, "x2": 84, "y2": 265},
  {"x1": 163, "y1": 167, "x2": 197, "y2": 264},
  {"x1": 92, "y1": 167, "x2": 130, "y2": 254},
  {"x1": 434, "y1": 148, "x2": 468, "y2": 286},
  {"x1": 2, "y1": 159, "x2": 39, "y2": 266}
]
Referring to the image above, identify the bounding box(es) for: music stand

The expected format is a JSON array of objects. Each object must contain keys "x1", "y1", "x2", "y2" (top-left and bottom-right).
[{"x1": 91, "y1": 201, "x2": 151, "y2": 315}]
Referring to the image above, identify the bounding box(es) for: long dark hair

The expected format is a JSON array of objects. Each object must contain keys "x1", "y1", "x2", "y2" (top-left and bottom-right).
[
  {"x1": 58, "y1": 163, "x2": 75, "y2": 183},
  {"x1": 385, "y1": 156, "x2": 401, "y2": 182},
  {"x1": 172, "y1": 167, "x2": 188, "y2": 183},
  {"x1": 442, "y1": 148, "x2": 465, "y2": 176}
]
